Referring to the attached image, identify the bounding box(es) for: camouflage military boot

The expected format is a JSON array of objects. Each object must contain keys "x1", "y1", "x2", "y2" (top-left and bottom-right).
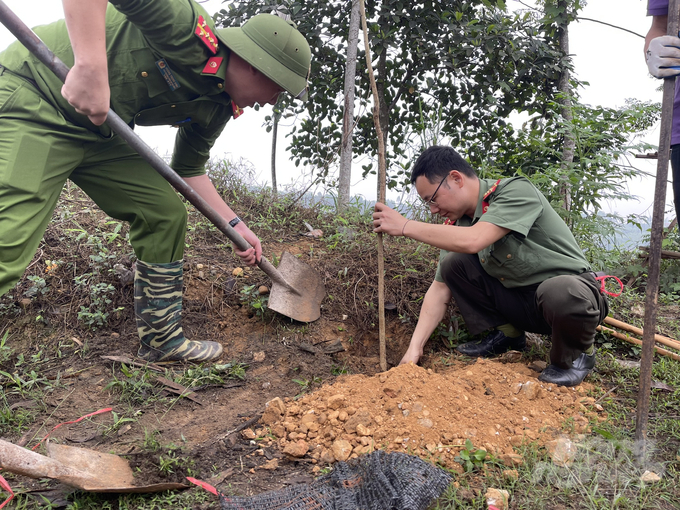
[{"x1": 134, "y1": 260, "x2": 223, "y2": 363}]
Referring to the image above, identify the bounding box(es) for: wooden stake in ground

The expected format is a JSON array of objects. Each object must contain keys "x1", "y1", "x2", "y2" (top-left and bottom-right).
[
  {"x1": 636, "y1": 0, "x2": 679, "y2": 455},
  {"x1": 359, "y1": 0, "x2": 387, "y2": 371}
]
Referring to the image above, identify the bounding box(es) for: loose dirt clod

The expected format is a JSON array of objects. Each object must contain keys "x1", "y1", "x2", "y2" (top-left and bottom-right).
[{"x1": 262, "y1": 360, "x2": 596, "y2": 471}]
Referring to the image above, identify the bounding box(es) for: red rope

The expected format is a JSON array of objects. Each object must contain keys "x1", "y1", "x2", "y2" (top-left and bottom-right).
[
  {"x1": 594, "y1": 274, "x2": 624, "y2": 297},
  {"x1": 186, "y1": 477, "x2": 218, "y2": 495},
  {"x1": 31, "y1": 407, "x2": 113, "y2": 451},
  {"x1": 0, "y1": 473, "x2": 14, "y2": 509}
]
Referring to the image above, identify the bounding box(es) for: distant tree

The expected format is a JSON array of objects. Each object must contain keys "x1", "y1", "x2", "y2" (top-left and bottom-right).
[
  {"x1": 215, "y1": 0, "x2": 566, "y2": 190},
  {"x1": 482, "y1": 98, "x2": 661, "y2": 237},
  {"x1": 338, "y1": 0, "x2": 361, "y2": 210}
]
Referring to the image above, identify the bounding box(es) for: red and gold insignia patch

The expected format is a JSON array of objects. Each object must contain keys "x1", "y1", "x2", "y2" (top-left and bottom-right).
[
  {"x1": 195, "y1": 15, "x2": 218, "y2": 54},
  {"x1": 202, "y1": 56, "x2": 223, "y2": 75},
  {"x1": 231, "y1": 101, "x2": 244, "y2": 119}
]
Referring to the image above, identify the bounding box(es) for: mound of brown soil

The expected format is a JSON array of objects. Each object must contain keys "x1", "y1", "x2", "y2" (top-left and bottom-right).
[{"x1": 256, "y1": 360, "x2": 606, "y2": 472}]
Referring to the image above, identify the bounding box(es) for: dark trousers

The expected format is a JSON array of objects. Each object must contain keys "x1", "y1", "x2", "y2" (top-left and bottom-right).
[
  {"x1": 439, "y1": 253, "x2": 609, "y2": 369},
  {"x1": 670, "y1": 145, "x2": 680, "y2": 223}
]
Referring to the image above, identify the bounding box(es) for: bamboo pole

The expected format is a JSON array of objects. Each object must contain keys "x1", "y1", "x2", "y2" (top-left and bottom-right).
[
  {"x1": 597, "y1": 326, "x2": 680, "y2": 362},
  {"x1": 359, "y1": 0, "x2": 387, "y2": 371},
  {"x1": 604, "y1": 317, "x2": 680, "y2": 351},
  {"x1": 636, "y1": 0, "x2": 679, "y2": 451}
]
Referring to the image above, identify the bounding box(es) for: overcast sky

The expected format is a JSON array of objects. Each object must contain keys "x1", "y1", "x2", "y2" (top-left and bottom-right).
[{"x1": 0, "y1": 0, "x2": 672, "y2": 220}]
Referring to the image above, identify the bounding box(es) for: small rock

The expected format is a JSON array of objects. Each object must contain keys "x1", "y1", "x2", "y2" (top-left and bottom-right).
[
  {"x1": 196, "y1": 263, "x2": 204, "y2": 270},
  {"x1": 640, "y1": 471, "x2": 661, "y2": 483},
  {"x1": 266, "y1": 397, "x2": 286, "y2": 415},
  {"x1": 614, "y1": 359, "x2": 640, "y2": 370},
  {"x1": 344, "y1": 410, "x2": 371, "y2": 434},
  {"x1": 241, "y1": 428, "x2": 257, "y2": 440},
  {"x1": 499, "y1": 453, "x2": 523, "y2": 466},
  {"x1": 261, "y1": 459, "x2": 279, "y2": 470},
  {"x1": 547, "y1": 437, "x2": 576, "y2": 467},
  {"x1": 383, "y1": 382, "x2": 402, "y2": 398},
  {"x1": 301, "y1": 413, "x2": 318, "y2": 425},
  {"x1": 525, "y1": 332, "x2": 544, "y2": 347},
  {"x1": 521, "y1": 381, "x2": 540, "y2": 400},
  {"x1": 258, "y1": 286, "x2": 269, "y2": 295},
  {"x1": 528, "y1": 360, "x2": 548, "y2": 372},
  {"x1": 320, "y1": 448, "x2": 335, "y2": 464},
  {"x1": 353, "y1": 444, "x2": 371, "y2": 455},
  {"x1": 332, "y1": 440, "x2": 353, "y2": 462},
  {"x1": 253, "y1": 351, "x2": 266, "y2": 362},
  {"x1": 261, "y1": 397, "x2": 286, "y2": 425},
  {"x1": 283, "y1": 440, "x2": 309, "y2": 458},
  {"x1": 356, "y1": 424, "x2": 372, "y2": 436},
  {"x1": 485, "y1": 488, "x2": 510, "y2": 510},
  {"x1": 500, "y1": 350, "x2": 523, "y2": 363},
  {"x1": 232, "y1": 267, "x2": 243, "y2": 277},
  {"x1": 502, "y1": 469, "x2": 519, "y2": 481},
  {"x1": 417, "y1": 418, "x2": 433, "y2": 428},
  {"x1": 327, "y1": 394, "x2": 347, "y2": 410}
]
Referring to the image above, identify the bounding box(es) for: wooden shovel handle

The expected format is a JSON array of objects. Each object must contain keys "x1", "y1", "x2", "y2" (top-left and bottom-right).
[
  {"x1": 597, "y1": 326, "x2": 680, "y2": 362},
  {"x1": 604, "y1": 317, "x2": 680, "y2": 351}
]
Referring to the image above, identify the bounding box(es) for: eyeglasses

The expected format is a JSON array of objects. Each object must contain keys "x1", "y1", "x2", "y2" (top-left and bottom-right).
[{"x1": 425, "y1": 174, "x2": 448, "y2": 206}]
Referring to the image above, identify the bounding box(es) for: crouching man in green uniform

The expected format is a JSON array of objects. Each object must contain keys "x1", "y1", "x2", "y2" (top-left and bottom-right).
[
  {"x1": 373, "y1": 146, "x2": 608, "y2": 387},
  {"x1": 0, "y1": 0, "x2": 311, "y2": 362}
]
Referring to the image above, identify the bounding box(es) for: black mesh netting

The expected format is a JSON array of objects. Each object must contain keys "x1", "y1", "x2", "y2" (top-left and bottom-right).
[{"x1": 219, "y1": 450, "x2": 452, "y2": 510}]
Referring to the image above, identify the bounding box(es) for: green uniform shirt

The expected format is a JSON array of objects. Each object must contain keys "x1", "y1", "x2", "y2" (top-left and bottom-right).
[
  {"x1": 0, "y1": 0, "x2": 234, "y2": 177},
  {"x1": 434, "y1": 176, "x2": 590, "y2": 288}
]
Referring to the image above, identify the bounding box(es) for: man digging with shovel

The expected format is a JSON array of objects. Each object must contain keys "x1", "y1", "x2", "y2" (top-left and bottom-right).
[
  {"x1": 0, "y1": 0, "x2": 311, "y2": 362},
  {"x1": 373, "y1": 146, "x2": 609, "y2": 387}
]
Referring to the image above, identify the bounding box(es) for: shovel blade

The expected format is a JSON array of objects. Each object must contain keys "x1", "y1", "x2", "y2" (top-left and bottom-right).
[
  {"x1": 268, "y1": 251, "x2": 325, "y2": 322},
  {"x1": 46, "y1": 443, "x2": 135, "y2": 489}
]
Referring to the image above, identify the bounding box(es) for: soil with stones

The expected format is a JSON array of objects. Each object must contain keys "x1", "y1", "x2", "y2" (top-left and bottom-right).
[{"x1": 0, "y1": 190, "x2": 625, "y2": 508}]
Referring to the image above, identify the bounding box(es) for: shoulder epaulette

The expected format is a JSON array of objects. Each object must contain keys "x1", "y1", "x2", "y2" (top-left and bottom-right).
[{"x1": 195, "y1": 15, "x2": 218, "y2": 54}]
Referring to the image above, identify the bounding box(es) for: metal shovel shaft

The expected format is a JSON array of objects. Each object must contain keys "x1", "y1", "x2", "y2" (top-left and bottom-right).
[{"x1": 0, "y1": 0, "x2": 297, "y2": 294}]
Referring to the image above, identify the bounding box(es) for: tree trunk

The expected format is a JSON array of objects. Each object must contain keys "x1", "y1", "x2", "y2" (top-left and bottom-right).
[
  {"x1": 377, "y1": 49, "x2": 389, "y2": 159},
  {"x1": 271, "y1": 110, "x2": 279, "y2": 195},
  {"x1": 338, "y1": 0, "x2": 361, "y2": 211},
  {"x1": 557, "y1": 0, "x2": 574, "y2": 213}
]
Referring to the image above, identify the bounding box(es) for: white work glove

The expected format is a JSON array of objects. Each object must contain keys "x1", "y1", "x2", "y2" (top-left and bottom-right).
[{"x1": 647, "y1": 35, "x2": 680, "y2": 78}]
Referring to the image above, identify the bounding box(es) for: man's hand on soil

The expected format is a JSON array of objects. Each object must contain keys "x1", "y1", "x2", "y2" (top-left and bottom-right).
[{"x1": 399, "y1": 347, "x2": 422, "y2": 366}]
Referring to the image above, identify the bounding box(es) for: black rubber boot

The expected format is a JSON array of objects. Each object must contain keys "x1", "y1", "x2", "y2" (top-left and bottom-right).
[
  {"x1": 455, "y1": 330, "x2": 526, "y2": 358},
  {"x1": 538, "y1": 351, "x2": 596, "y2": 387}
]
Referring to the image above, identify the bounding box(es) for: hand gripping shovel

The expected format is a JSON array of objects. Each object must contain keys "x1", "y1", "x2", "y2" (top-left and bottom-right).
[{"x1": 0, "y1": 2, "x2": 324, "y2": 322}]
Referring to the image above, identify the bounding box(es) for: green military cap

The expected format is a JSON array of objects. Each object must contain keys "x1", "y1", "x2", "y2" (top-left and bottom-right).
[{"x1": 216, "y1": 14, "x2": 311, "y2": 101}]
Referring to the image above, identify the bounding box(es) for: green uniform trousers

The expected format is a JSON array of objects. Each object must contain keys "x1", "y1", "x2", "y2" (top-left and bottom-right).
[
  {"x1": 440, "y1": 252, "x2": 609, "y2": 368},
  {"x1": 0, "y1": 71, "x2": 187, "y2": 296}
]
